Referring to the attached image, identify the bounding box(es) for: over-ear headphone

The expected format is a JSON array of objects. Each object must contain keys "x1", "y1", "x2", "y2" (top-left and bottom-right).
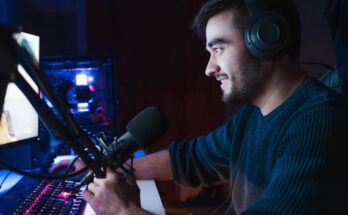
[{"x1": 244, "y1": 0, "x2": 290, "y2": 60}]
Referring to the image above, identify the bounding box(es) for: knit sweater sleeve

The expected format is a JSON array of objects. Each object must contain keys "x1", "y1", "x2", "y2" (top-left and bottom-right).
[
  {"x1": 168, "y1": 122, "x2": 232, "y2": 187},
  {"x1": 241, "y1": 104, "x2": 347, "y2": 215}
]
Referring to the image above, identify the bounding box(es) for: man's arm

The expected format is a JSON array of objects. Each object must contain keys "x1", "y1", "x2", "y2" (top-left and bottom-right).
[
  {"x1": 133, "y1": 149, "x2": 173, "y2": 180},
  {"x1": 50, "y1": 149, "x2": 173, "y2": 181}
]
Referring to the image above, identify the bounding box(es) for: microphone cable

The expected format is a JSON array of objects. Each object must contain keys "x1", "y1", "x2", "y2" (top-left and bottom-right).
[
  {"x1": 63, "y1": 156, "x2": 81, "y2": 175},
  {"x1": 61, "y1": 156, "x2": 87, "y2": 192}
]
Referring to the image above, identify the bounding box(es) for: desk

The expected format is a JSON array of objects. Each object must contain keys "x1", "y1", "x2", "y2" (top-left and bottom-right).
[{"x1": 0, "y1": 170, "x2": 166, "y2": 215}]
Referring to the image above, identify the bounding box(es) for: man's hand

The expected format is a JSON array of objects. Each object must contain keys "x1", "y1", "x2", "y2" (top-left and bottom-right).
[
  {"x1": 49, "y1": 158, "x2": 86, "y2": 174},
  {"x1": 82, "y1": 168, "x2": 150, "y2": 215}
]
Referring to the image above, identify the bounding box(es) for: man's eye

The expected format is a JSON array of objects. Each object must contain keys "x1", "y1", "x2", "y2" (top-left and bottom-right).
[{"x1": 214, "y1": 48, "x2": 223, "y2": 54}]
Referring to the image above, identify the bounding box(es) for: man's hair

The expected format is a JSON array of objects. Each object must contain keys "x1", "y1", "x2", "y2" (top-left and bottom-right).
[{"x1": 192, "y1": 0, "x2": 302, "y2": 59}]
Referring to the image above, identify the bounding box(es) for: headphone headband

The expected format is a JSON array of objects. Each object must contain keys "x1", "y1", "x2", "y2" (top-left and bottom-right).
[{"x1": 245, "y1": 0, "x2": 268, "y2": 15}]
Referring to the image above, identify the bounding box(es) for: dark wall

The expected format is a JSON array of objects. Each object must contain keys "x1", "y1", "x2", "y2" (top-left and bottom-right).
[{"x1": 85, "y1": 0, "x2": 225, "y2": 152}]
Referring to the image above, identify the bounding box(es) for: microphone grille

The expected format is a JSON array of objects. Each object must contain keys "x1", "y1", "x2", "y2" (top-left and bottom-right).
[{"x1": 126, "y1": 106, "x2": 169, "y2": 148}]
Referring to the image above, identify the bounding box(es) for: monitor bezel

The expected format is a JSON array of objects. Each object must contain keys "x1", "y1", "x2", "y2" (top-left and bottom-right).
[{"x1": 0, "y1": 31, "x2": 40, "y2": 169}]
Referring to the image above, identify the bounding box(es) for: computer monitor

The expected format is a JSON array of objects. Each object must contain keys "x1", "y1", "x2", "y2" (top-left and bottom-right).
[{"x1": 0, "y1": 32, "x2": 40, "y2": 169}]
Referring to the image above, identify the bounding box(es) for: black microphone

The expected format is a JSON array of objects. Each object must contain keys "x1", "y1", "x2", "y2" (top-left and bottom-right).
[{"x1": 80, "y1": 106, "x2": 169, "y2": 185}]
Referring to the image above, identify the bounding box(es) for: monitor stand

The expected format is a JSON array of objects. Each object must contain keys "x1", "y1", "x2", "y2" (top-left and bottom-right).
[{"x1": 0, "y1": 144, "x2": 32, "y2": 170}]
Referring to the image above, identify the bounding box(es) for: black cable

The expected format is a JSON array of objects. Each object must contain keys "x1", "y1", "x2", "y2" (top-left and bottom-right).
[
  {"x1": 0, "y1": 170, "x2": 12, "y2": 189},
  {"x1": 300, "y1": 62, "x2": 335, "y2": 70},
  {"x1": 64, "y1": 156, "x2": 81, "y2": 175},
  {"x1": 61, "y1": 156, "x2": 85, "y2": 191},
  {"x1": 0, "y1": 159, "x2": 88, "y2": 180}
]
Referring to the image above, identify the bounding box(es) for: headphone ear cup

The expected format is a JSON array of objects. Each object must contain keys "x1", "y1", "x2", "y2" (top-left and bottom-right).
[{"x1": 245, "y1": 11, "x2": 290, "y2": 60}]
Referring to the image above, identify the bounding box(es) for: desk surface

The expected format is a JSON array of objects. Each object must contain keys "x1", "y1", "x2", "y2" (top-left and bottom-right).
[{"x1": 0, "y1": 170, "x2": 165, "y2": 215}]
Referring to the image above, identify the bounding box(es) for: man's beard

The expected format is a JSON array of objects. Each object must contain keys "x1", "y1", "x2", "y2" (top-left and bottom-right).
[{"x1": 222, "y1": 55, "x2": 265, "y2": 104}]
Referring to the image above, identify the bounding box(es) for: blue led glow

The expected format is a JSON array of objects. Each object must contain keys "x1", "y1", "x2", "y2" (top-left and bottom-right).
[
  {"x1": 75, "y1": 74, "x2": 88, "y2": 86},
  {"x1": 77, "y1": 108, "x2": 89, "y2": 112},
  {"x1": 77, "y1": 102, "x2": 89, "y2": 112},
  {"x1": 44, "y1": 98, "x2": 54, "y2": 108},
  {"x1": 77, "y1": 103, "x2": 89, "y2": 108},
  {"x1": 88, "y1": 76, "x2": 94, "y2": 83}
]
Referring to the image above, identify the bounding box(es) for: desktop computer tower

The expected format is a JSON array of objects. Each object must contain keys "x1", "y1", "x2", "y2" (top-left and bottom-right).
[
  {"x1": 31, "y1": 56, "x2": 120, "y2": 169},
  {"x1": 40, "y1": 56, "x2": 119, "y2": 134}
]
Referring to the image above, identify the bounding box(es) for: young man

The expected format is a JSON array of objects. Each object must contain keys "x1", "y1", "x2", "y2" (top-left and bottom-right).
[{"x1": 55, "y1": 0, "x2": 348, "y2": 214}]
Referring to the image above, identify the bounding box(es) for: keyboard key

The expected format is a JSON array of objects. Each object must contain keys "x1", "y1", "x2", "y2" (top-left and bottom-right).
[{"x1": 12, "y1": 179, "x2": 86, "y2": 215}]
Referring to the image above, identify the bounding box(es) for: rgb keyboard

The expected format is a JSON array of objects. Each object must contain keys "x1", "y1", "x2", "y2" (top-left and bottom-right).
[{"x1": 0, "y1": 177, "x2": 86, "y2": 215}]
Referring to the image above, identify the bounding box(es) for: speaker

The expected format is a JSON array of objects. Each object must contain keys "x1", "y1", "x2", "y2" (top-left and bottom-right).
[{"x1": 244, "y1": 0, "x2": 290, "y2": 60}]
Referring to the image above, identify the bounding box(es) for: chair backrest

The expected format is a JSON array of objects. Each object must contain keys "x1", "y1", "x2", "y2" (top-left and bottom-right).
[
  {"x1": 320, "y1": 68, "x2": 344, "y2": 95},
  {"x1": 321, "y1": 0, "x2": 348, "y2": 97}
]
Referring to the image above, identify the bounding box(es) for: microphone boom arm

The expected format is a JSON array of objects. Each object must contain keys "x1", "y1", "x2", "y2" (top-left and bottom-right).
[{"x1": 0, "y1": 24, "x2": 107, "y2": 178}]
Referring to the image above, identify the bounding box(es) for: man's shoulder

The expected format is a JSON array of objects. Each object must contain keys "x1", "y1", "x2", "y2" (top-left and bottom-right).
[
  {"x1": 299, "y1": 78, "x2": 347, "y2": 109},
  {"x1": 285, "y1": 78, "x2": 348, "y2": 129}
]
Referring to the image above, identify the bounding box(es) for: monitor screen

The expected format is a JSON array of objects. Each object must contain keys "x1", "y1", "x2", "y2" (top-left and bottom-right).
[{"x1": 0, "y1": 32, "x2": 39, "y2": 147}]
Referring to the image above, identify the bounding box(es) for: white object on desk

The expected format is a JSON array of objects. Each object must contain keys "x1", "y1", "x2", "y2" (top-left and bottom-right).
[{"x1": 138, "y1": 180, "x2": 166, "y2": 215}]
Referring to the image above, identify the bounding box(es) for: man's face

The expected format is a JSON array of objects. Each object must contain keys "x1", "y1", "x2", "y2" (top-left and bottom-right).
[{"x1": 205, "y1": 10, "x2": 269, "y2": 104}]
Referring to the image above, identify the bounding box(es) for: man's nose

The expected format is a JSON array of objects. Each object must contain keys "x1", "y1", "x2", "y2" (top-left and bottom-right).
[{"x1": 205, "y1": 57, "x2": 220, "y2": 77}]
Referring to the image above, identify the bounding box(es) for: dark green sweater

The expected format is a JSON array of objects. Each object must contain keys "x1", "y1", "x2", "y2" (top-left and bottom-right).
[{"x1": 169, "y1": 78, "x2": 348, "y2": 214}]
